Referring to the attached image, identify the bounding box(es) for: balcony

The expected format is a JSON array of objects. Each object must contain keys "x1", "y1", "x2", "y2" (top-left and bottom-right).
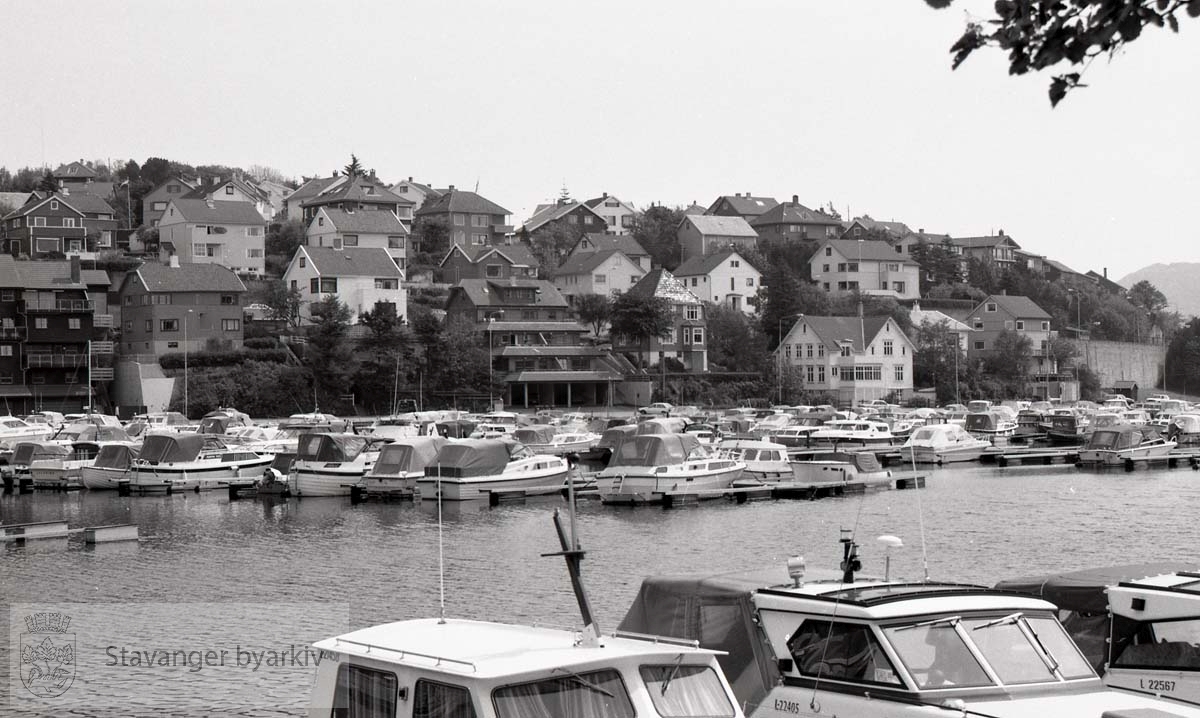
[
  {"x1": 25, "y1": 354, "x2": 87, "y2": 369},
  {"x1": 0, "y1": 326, "x2": 26, "y2": 340},
  {"x1": 93, "y1": 314, "x2": 114, "y2": 328},
  {"x1": 90, "y1": 367, "x2": 114, "y2": 381},
  {"x1": 19, "y1": 299, "x2": 95, "y2": 313},
  {"x1": 91, "y1": 341, "x2": 114, "y2": 354}
]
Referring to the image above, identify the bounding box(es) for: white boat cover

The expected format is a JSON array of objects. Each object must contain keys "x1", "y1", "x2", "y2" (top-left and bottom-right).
[
  {"x1": 370, "y1": 438, "x2": 447, "y2": 476},
  {"x1": 1083, "y1": 423, "x2": 1160, "y2": 450},
  {"x1": 608, "y1": 434, "x2": 700, "y2": 467},
  {"x1": 637, "y1": 417, "x2": 689, "y2": 435}
]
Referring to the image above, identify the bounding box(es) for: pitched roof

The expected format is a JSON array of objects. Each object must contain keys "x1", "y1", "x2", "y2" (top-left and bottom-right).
[
  {"x1": 673, "y1": 249, "x2": 758, "y2": 277},
  {"x1": 791, "y1": 316, "x2": 894, "y2": 353},
  {"x1": 191, "y1": 176, "x2": 267, "y2": 202},
  {"x1": 133, "y1": 262, "x2": 247, "y2": 293},
  {"x1": 818, "y1": 239, "x2": 917, "y2": 264},
  {"x1": 147, "y1": 176, "x2": 199, "y2": 197},
  {"x1": 583, "y1": 194, "x2": 632, "y2": 209},
  {"x1": 56, "y1": 190, "x2": 115, "y2": 215},
  {"x1": 0, "y1": 257, "x2": 110, "y2": 289},
  {"x1": 450, "y1": 278, "x2": 568, "y2": 309},
  {"x1": 440, "y1": 243, "x2": 539, "y2": 268},
  {"x1": 907, "y1": 231, "x2": 953, "y2": 244},
  {"x1": 953, "y1": 234, "x2": 1021, "y2": 250},
  {"x1": 848, "y1": 216, "x2": 912, "y2": 237},
  {"x1": 416, "y1": 189, "x2": 511, "y2": 217},
  {"x1": 970, "y1": 295, "x2": 1052, "y2": 320},
  {"x1": 679, "y1": 214, "x2": 757, "y2": 238},
  {"x1": 53, "y1": 161, "x2": 97, "y2": 179},
  {"x1": 910, "y1": 305, "x2": 973, "y2": 333},
  {"x1": 683, "y1": 202, "x2": 707, "y2": 216},
  {"x1": 555, "y1": 249, "x2": 633, "y2": 276},
  {"x1": 1043, "y1": 258, "x2": 1079, "y2": 275},
  {"x1": 627, "y1": 268, "x2": 699, "y2": 305},
  {"x1": 319, "y1": 208, "x2": 408, "y2": 235},
  {"x1": 303, "y1": 175, "x2": 412, "y2": 207},
  {"x1": 302, "y1": 246, "x2": 403, "y2": 278},
  {"x1": 2, "y1": 193, "x2": 85, "y2": 220},
  {"x1": 751, "y1": 201, "x2": 842, "y2": 228},
  {"x1": 707, "y1": 195, "x2": 778, "y2": 216},
  {"x1": 286, "y1": 176, "x2": 342, "y2": 205},
  {"x1": 168, "y1": 199, "x2": 267, "y2": 225},
  {"x1": 520, "y1": 201, "x2": 603, "y2": 234},
  {"x1": 390, "y1": 179, "x2": 441, "y2": 198},
  {"x1": 573, "y1": 233, "x2": 648, "y2": 257}
]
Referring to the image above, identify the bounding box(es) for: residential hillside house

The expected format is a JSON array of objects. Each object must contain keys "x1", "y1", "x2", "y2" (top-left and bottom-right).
[
  {"x1": 750, "y1": 197, "x2": 843, "y2": 243},
  {"x1": 952, "y1": 232, "x2": 1020, "y2": 269},
  {"x1": 142, "y1": 176, "x2": 198, "y2": 227},
  {"x1": 415, "y1": 188, "x2": 512, "y2": 248},
  {"x1": 254, "y1": 178, "x2": 291, "y2": 220},
  {"x1": 842, "y1": 215, "x2": 912, "y2": 241},
  {"x1": 672, "y1": 249, "x2": 761, "y2": 314},
  {"x1": 389, "y1": 177, "x2": 442, "y2": 212},
  {"x1": 964, "y1": 294, "x2": 1062, "y2": 397},
  {"x1": 777, "y1": 315, "x2": 915, "y2": 407},
  {"x1": 439, "y1": 244, "x2": 539, "y2": 283},
  {"x1": 186, "y1": 175, "x2": 273, "y2": 222},
  {"x1": 157, "y1": 198, "x2": 268, "y2": 277},
  {"x1": 682, "y1": 202, "x2": 707, "y2": 216},
  {"x1": 118, "y1": 261, "x2": 246, "y2": 356},
  {"x1": 518, "y1": 200, "x2": 608, "y2": 242},
  {"x1": 2, "y1": 191, "x2": 117, "y2": 259},
  {"x1": 583, "y1": 193, "x2": 636, "y2": 234},
  {"x1": 677, "y1": 214, "x2": 757, "y2": 262},
  {"x1": 445, "y1": 278, "x2": 639, "y2": 407},
  {"x1": 553, "y1": 249, "x2": 645, "y2": 304},
  {"x1": 705, "y1": 194, "x2": 779, "y2": 222},
  {"x1": 53, "y1": 160, "x2": 114, "y2": 199},
  {"x1": 909, "y1": 302, "x2": 973, "y2": 351},
  {"x1": 0, "y1": 255, "x2": 113, "y2": 414},
  {"x1": 614, "y1": 269, "x2": 708, "y2": 372},
  {"x1": 1086, "y1": 268, "x2": 1125, "y2": 295},
  {"x1": 810, "y1": 239, "x2": 921, "y2": 300},
  {"x1": 284, "y1": 174, "x2": 341, "y2": 221},
  {"x1": 306, "y1": 207, "x2": 408, "y2": 270},
  {"x1": 567, "y1": 233, "x2": 650, "y2": 272},
  {"x1": 283, "y1": 246, "x2": 406, "y2": 324},
  {"x1": 299, "y1": 172, "x2": 414, "y2": 230}
]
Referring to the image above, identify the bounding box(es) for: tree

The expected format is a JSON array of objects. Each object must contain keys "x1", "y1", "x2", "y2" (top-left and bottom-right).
[
  {"x1": 265, "y1": 219, "x2": 306, "y2": 275},
  {"x1": 359, "y1": 301, "x2": 404, "y2": 346},
  {"x1": 261, "y1": 279, "x2": 303, "y2": 329},
  {"x1": 911, "y1": 320, "x2": 966, "y2": 404},
  {"x1": 343, "y1": 154, "x2": 363, "y2": 178},
  {"x1": 630, "y1": 205, "x2": 685, "y2": 270},
  {"x1": 927, "y1": 0, "x2": 1200, "y2": 106},
  {"x1": 909, "y1": 239, "x2": 963, "y2": 292},
  {"x1": 529, "y1": 222, "x2": 583, "y2": 274},
  {"x1": 1127, "y1": 280, "x2": 1168, "y2": 315},
  {"x1": 611, "y1": 293, "x2": 673, "y2": 369},
  {"x1": 37, "y1": 170, "x2": 57, "y2": 193},
  {"x1": 575, "y1": 293, "x2": 612, "y2": 337},
  {"x1": 411, "y1": 215, "x2": 449, "y2": 266},
  {"x1": 986, "y1": 330, "x2": 1034, "y2": 390},
  {"x1": 706, "y1": 304, "x2": 769, "y2": 373},
  {"x1": 305, "y1": 295, "x2": 358, "y2": 409}
]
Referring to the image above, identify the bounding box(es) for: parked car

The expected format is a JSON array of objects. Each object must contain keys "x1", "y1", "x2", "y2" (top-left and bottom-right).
[{"x1": 637, "y1": 402, "x2": 674, "y2": 416}]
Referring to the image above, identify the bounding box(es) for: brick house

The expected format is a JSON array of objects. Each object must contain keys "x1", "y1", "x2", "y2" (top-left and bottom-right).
[{"x1": 118, "y1": 261, "x2": 246, "y2": 356}]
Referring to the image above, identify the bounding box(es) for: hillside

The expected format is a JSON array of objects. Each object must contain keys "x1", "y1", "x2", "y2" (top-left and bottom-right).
[{"x1": 1119, "y1": 263, "x2": 1200, "y2": 319}]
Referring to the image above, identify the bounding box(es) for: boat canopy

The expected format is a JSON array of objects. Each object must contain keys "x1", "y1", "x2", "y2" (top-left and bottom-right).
[
  {"x1": 296, "y1": 433, "x2": 369, "y2": 462},
  {"x1": 512, "y1": 425, "x2": 556, "y2": 445},
  {"x1": 1172, "y1": 413, "x2": 1200, "y2": 433},
  {"x1": 139, "y1": 434, "x2": 206, "y2": 464},
  {"x1": 637, "y1": 417, "x2": 689, "y2": 435},
  {"x1": 91, "y1": 443, "x2": 139, "y2": 469},
  {"x1": 906, "y1": 423, "x2": 975, "y2": 446},
  {"x1": 436, "y1": 420, "x2": 476, "y2": 438},
  {"x1": 597, "y1": 425, "x2": 637, "y2": 450},
  {"x1": 12, "y1": 442, "x2": 71, "y2": 465},
  {"x1": 269, "y1": 452, "x2": 296, "y2": 473},
  {"x1": 370, "y1": 437, "x2": 447, "y2": 476},
  {"x1": 425, "y1": 439, "x2": 511, "y2": 478},
  {"x1": 55, "y1": 424, "x2": 132, "y2": 443},
  {"x1": 964, "y1": 412, "x2": 1004, "y2": 431},
  {"x1": 608, "y1": 434, "x2": 701, "y2": 468},
  {"x1": 1084, "y1": 423, "x2": 1158, "y2": 450}
]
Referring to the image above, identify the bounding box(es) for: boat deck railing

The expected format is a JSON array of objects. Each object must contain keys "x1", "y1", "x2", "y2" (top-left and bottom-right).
[
  {"x1": 332, "y1": 638, "x2": 478, "y2": 672},
  {"x1": 611, "y1": 629, "x2": 700, "y2": 648}
]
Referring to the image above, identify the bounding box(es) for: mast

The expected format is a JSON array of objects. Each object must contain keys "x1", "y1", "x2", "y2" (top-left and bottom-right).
[
  {"x1": 87, "y1": 339, "x2": 92, "y2": 414},
  {"x1": 543, "y1": 490, "x2": 600, "y2": 647}
]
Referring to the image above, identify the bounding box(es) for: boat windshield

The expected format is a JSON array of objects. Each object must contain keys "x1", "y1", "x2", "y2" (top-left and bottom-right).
[
  {"x1": 640, "y1": 664, "x2": 735, "y2": 717},
  {"x1": 883, "y1": 614, "x2": 1093, "y2": 689},
  {"x1": 493, "y1": 668, "x2": 635, "y2": 718},
  {"x1": 1113, "y1": 617, "x2": 1200, "y2": 670}
]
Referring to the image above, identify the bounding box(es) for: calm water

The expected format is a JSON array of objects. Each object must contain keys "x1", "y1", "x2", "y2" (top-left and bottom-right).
[{"x1": 2, "y1": 462, "x2": 1199, "y2": 716}]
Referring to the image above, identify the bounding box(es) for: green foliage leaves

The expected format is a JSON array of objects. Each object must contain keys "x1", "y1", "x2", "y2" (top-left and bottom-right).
[
  {"x1": 575, "y1": 293, "x2": 613, "y2": 336},
  {"x1": 631, "y1": 206, "x2": 685, "y2": 270},
  {"x1": 706, "y1": 304, "x2": 769, "y2": 373}
]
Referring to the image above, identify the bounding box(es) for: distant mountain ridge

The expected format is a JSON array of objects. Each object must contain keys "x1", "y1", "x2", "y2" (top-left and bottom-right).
[{"x1": 1119, "y1": 263, "x2": 1200, "y2": 319}]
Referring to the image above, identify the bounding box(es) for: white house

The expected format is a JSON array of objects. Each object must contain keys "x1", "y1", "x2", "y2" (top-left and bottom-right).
[
  {"x1": 583, "y1": 193, "x2": 637, "y2": 234},
  {"x1": 283, "y1": 246, "x2": 406, "y2": 324},
  {"x1": 777, "y1": 315, "x2": 915, "y2": 406},
  {"x1": 671, "y1": 249, "x2": 761, "y2": 315},
  {"x1": 157, "y1": 198, "x2": 267, "y2": 277},
  {"x1": 810, "y1": 239, "x2": 921, "y2": 300},
  {"x1": 553, "y1": 249, "x2": 645, "y2": 304},
  {"x1": 306, "y1": 207, "x2": 408, "y2": 271}
]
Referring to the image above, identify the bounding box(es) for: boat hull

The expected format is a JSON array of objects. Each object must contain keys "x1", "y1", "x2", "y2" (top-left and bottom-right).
[
  {"x1": 1077, "y1": 442, "x2": 1177, "y2": 466},
  {"x1": 81, "y1": 466, "x2": 129, "y2": 490},
  {"x1": 897, "y1": 445, "x2": 987, "y2": 464},
  {"x1": 597, "y1": 463, "x2": 744, "y2": 505},
  {"x1": 416, "y1": 465, "x2": 569, "y2": 501},
  {"x1": 130, "y1": 457, "x2": 270, "y2": 494},
  {"x1": 359, "y1": 471, "x2": 422, "y2": 496},
  {"x1": 292, "y1": 465, "x2": 369, "y2": 497}
]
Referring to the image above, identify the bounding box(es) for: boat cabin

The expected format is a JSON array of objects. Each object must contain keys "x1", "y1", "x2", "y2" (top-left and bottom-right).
[
  {"x1": 608, "y1": 434, "x2": 702, "y2": 468},
  {"x1": 90, "y1": 443, "x2": 139, "y2": 471},
  {"x1": 426, "y1": 439, "x2": 524, "y2": 478},
  {"x1": 10, "y1": 441, "x2": 70, "y2": 469},
  {"x1": 1083, "y1": 423, "x2": 1163, "y2": 451},
  {"x1": 367, "y1": 437, "x2": 447, "y2": 479},
  {"x1": 512, "y1": 425, "x2": 556, "y2": 447},
  {"x1": 435, "y1": 420, "x2": 476, "y2": 439},
  {"x1": 296, "y1": 433, "x2": 371, "y2": 463}
]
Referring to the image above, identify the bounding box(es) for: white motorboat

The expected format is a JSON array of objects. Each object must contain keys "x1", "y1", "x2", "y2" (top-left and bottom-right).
[
  {"x1": 1167, "y1": 412, "x2": 1200, "y2": 446},
  {"x1": 0, "y1": 415, "x2": 53, "y2": 446},
  {"x1": 596, "y1": 433, "x2": 745, "y2": 505},
  {"x1": 197, "y1": 407, "x2": 253, "y2": 434},
  {"x1": 898, "y1": 423, "x2": 991, "y2": 464},
  {"x1": 129, "y1": 433, "x2": 271, "y2": 494},
  {"x1": 1077, "y1": 423, "x2": 1176, "y2": 466},
  {"x1": 789, "y1": 450, "x2": 891, "y2": 484},
  {"x1": 359, "y1": 436, "x2": 447, "y2": 497},
  {"x1": 416, "y1": 439, "x2": 569, "y2": 501},
  {"x1": 809, "y1": 419, "x2": 894, "y2": 447},
  {"x1": 21, "y1": 443, "x2": 74, "y2": 489},
  {"x1": 769, "y1": 418, "x2": 826, "y2": 448},
  {"x1": 80, "y1": 443, "x2": 141, "y2": 490},
  {"x1": 29, "y1": 437, "x2": 130, "y2": 490},
  {"x1": 513, "y1": 425, "x2": 600, "y2": 456},
  {"x1": 290, "y1": 432, "x2": 382, "y2": 497},
  {"x1": 963, "y1": 410, "x2": 1018, "y2": 440},
  {"x1": 619, "y1": 534, "x2": 1200, "y2": 718},
  {"x1": 718, "y1": 439, "x2": 789, "y2": 482},
  {"x1": 1081, "y1": 411, "x2": 1122, "y2": 438}
]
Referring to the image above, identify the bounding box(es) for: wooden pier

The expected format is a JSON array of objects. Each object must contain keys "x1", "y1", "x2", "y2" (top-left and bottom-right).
[
  {"x1": 989, "y1": 447, "x2": 1082, "y2": 467},
  {"x1": 659, "y1": 473, "x2": 926, "y2": 508},
  {"x1": 84, "y1": 525, "x2": 139, "y2": 543},
  {"x1": 0, "y1": 520, "x2": 71, "y2": 541}
]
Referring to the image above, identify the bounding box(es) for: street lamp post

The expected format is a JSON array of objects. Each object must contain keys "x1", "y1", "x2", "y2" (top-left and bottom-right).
[
  {"x1": 777, "y1": 312, "x2": 804, "y2": 404},
  {"x1": 487, "y1": 311, "x2": 503, "y2": 411}
]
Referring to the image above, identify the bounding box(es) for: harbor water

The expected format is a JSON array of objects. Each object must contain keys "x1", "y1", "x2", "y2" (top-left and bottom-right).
[{"x1": 2, "y1": 461, "x2": 1198, "y2": 716}]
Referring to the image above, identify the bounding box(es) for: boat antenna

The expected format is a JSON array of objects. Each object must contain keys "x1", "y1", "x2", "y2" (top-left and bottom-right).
[
  {"x1": 436, "y1": 459, "x2": 446, "y2": 624},
  {"x1": 542, "y1": 471, "x2": 599, "y2": 647}
]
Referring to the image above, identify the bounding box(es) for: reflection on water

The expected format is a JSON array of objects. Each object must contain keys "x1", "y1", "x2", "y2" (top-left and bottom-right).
[{"x1": 3, "y1": 462, "x2": 1200, "y2": 716}]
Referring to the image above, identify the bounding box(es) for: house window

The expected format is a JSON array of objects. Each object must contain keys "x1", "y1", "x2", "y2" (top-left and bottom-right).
[
  {"x1": 690, "y1": 278, "x2": 698, "y2": 287},
  {"x1": 974, "y1": 340, "x2": 986, "y2": 350},
  {"x1": 817, "y1": 344, "x2": 825, "y2": 357},
  {"x1": 454, "y1": 214, "x2": 465, "y2": 226},
  {"x1": 50, "y1": 200, "x2": 59, "y2": 210},
  {"x1": 785, "y1": 345, "x2": 791, "y2": 359},
  {"x1": 831, "y1": 366, "x2": 839, "y2": 379},
  {"x1": 318, "y1": 217, "x2": 325, "y2": 227},
  {"x1": 36, "y1": 238, "x2": 59, "y2": 253},
  {"x1": 309, "y1": 278, "x2": 320, "y2": 294},
  {"x1": 895, "y1": 364, "x2": 905, "y2": 381},
  {"x1": 893, "y1": 281, "x2": 905, "y2": 293},
  {"x1": 806, "y1": 365, "x2": 815, "y2": 383},
  {"x1": 343, "y1": 234, "x2": 358, "y2": 246},
  {"x1": 483, "y1": 264, "x2": 503, "y2": 279},
  {"x1": 746, "y1": 277, "x2": 754, "y2": 286},
  {"x1": 248, "y1": 248, "x2": 263, "y2": 258},
  {"x1": 817, "y1": 365, "x2": 825, "y2": 382},
  {"x1": 837, "y1": 263, "x2": 846, "y2": 272},
  {"x1": 144, "y1": 320, "x2": 151, "y2": 332},
  {"x1": 388, "y1": 236, "x2": 405, "y2": 249},
  {"x1": 160, "y1": 319, "x2": 179, "y2": 332},
  {"x1": 472, "y1": 233, "x2": 487, "y2": 245},
  {"x1": 847, "y1": 262, "x2": 859, "y2": 272},
  {"x1": 884, "y1": 340, "x2": 893, "y2": 356},
  {"x1": 823, "y1": 264, "x2": 830, "y2": 272},
  {"x1": 973, "y1": 319, "x2": 984, "y2": 330},
  {"x1": 840, "y1": 345, "x2": 852, "y2": 357},
  {"x1": 299, "y1": 257, "x2": 306, "y2": 268},
  {"x1": 153, "y1": 201, "x2": 167, "y2": 211},
  {"x1": 887, "y1": 263, "x2": 899, "y2": 271},
  {"x1": 1041, "y1": 321, "x2": 1049, "y2": 330},
  {"x1": 125, "y1": 321, "x2": 133, "y2": 331},
  {"x1": 806, "y1": 344, "x2": 814, "y2": 358},
  {"x1": 34, "y1": 217, "x2": 46, "y2": 227},
  {"x1": 66, "y1": 239, "x2": 82, "y2": 252},
  {"x1": 621, "y1": 215, "x2": 633, "y2": 228},
  {"x1": 472, "y1": 215, "x2": 487, "y2": 227},
  {"x1": 0, "y1": 346, "x2": 10, "y2": 356},
  {"x1": 567, "y1": 215, "x2": 578, "y2": 224},
  {"x1": 825, "y1": 247, "x2": 832, "y2": 256},
  {"x1": 320, "y1": 277, "x2": 337, "y2": 292},
  {"x1": 1016, "y1": 321, "x2": 1025, "y2": 330},
  {"x1": 225, "y1": 186, "x2": 234, "y2": 195},
  {"x1": 63, "y1": 217, "x2": 77, "y2": 228},
  {"x1": 166, "y1": 342, "x2": 178, "y2": 349},
  {"x1": 68, "y1": 317, "x2": 81, "y2": 330},
  {"x1": 730, "y1": 260, "x2": 740, "y2": 267},
  {"x1": 98, "y1": 231, "x2": 112, "y2": 247},
  {"x1": 220, "y1": 295, "x2": 236, "y2": 305},
  {"x1": 685, "y1": 306, "x2": 699, "y2": 321},
  {"x1": 374, "y1": 278, "x2": 399, "y2": 290},
  {"x1": 222, "y1": 319, "x2": 240, "y2": 331},
  {"x1": 691, "y1": 328, "x2": 704, "y2": 344},
  {"x1": 986, "y1": 302, "x2": 997, "y2": 312},
  {"x1": 594, "y1": 274, "x2": 607, "y2": 284}
]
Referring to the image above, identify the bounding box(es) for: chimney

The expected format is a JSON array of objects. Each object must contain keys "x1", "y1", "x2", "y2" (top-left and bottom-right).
[
  {"x1": 998, "y1": 228, "x2": 1005, "y2": 236},
  {"x1": 408, "y1": 176, "x2": 413, "y2": 182},
  {"x1": 205, "y1": 198, "x2": 214, "y2": 209},
  {"x1": 61, "y1": 187, "x2": 70, "y2": 197},
  {"x1": 602, "y1": 192, "x2": 608, "y2": 199},
  {"x1": 734, "y1": 193, "x2": 740, "y2": 197},
  {"x1": 169, "y1": 255, "x2": 180, "y2": 268},
  {"x1": 919, "y1": 227, "x2": 925, "y2": 233},
  {"x1": 333, "y1": 170, "x2": 339, "y2": 177},
  {"x1": 369, "y1": 169, "x2": 376, "y2": 178},
  {"x1": 448, "y1": 184, "x2": 455, "y2": 191},
  {"x1": 70, "y1": 255, "x2": 80, "y2": 283},
  {"x1": 792, "y1": 194, "x2": 799, "y2": 204},
  {"x1": 1103, "y1": 267, "x2": 1108, "y2": 279}
]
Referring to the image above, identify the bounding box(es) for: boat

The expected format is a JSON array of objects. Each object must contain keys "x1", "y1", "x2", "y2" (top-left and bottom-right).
[
  {"x1": 808, "y1": 419, "x2": 894, "y2": 447},
  {"x1": 966, "y1": 399, "x2": 993, "y2": 413},
  {"x1": 540, "y1": 431, "x2": 602, "y2": 456},
  {"x1": 1077, "y1": 423, "x2": 1176, "y2": 466},
  {"x1": 79, "y1": 443, "x2": 141, "y2": 490},
  {"x1": 129, "y1": 433, "x2": 271, "y2": 494},
  {"x1": 290, "y1": 432, "x2": 382, "y2": 497},
  {"x1": 718, "y1": 439, "x2": 789, "y2": 482},
  {"x1": 596, "y1": 433, "x2": 745, "y2": 505},
  {"x1": 789, "y1": 450, "x2": 891, "y2": 484},
  {"x1": 20, "y1": 443, "x2": 74, "y2": 489},
  {"x1": 128, "y1": 411, "x2": 192, "y2": 433},
  {"x1": 1082, "y1": 411, "x2": 1122, "y2": 438},
  {"x1": 898, "y1": 423, "x2": 991, "y2": 464},
  {"x1": 416, "y1": 439, "x2": 569, "y2": 501},
  {"x1": 29, "y1": 439, "x2": 124, "y2": 490},
  {"x1": 1014, "y1": 407, "x2": 1046, "y2": 438},
  {"x1": 198, "y1": 407, "x2": 253, "y2": 434},
  {"x1": 510, "y1": 424, "x2": 558, "y2": 452},
  {"x1": 1121, "y1": 408, "x2": 1152, "y2": 427},
  {"x1": 255, "y1": 451, "x2": 295, "y2": 496},
  {"x1": 618, "y1": 534, "x2": 1200, "y2": 718},
  {"x1": 998, "y1": 563, "x2": 1200, "y2": 707},
  {"x1": 963, "y1": 410, "x2": 1017, "y2": 440},
  {"x1": 1045, "y1": 409, "x2": 1089, "y2": 444},
  {"x1": 577, "y1": 424, "x2": 637, "y2": 465},
  {"x1": 769, "y1": 418, "x2": 826, "y2": 448},
  {"x1": 307, "y1": 510, "x2": 746, "y2": 718},
  {"x1": 1167, "y1": 412, "x2": 1200, "y2": 446},
  {"x1": 359, "y1": 437, "x2": 447, "y2": 498},
  {"x1": 0, "y1": 415, "x2": 54, "y2": 447}
]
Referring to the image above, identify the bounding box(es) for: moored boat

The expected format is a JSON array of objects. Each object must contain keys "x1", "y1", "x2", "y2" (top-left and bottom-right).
[
  {"x1": 809, "y1": 419, "x2": 894, "y2": 447},
  {"x1": 789, "y1": 450, "x2": 890, "y2": 484},
  {"x1": 963, "y1": 410, "x2": 1017, "y2": 441},
  {"x1": 898, "y1": 423, "x2": 991, "y2": 464},
  {"x1": 80, "y1": 443, "x2": 141, "y2": 490},
  {"x1": 290, "y1": 432, "x2": 381, "y2": 497},
  {"x1": 1077, "y1": 422, "x2": 1175, "y2": 466},
  {"x1": 577, "y1": 424, "x2": 637, "y2": 465},
  {"x1": 718, "y1": 439, "x2": 789, "y2": 482},
  {"x1": 596, "y1": 433, "x2": 744, "y2": 505},
  {"x1": 359, "y1": 436, "x2": 447, "y2": 497},
  {"x1": 129, "y1": 433, "x2": 271, "y2": 494},
  {"x1": 416, "y1": 439, "x2": 569, "y2": 501}
]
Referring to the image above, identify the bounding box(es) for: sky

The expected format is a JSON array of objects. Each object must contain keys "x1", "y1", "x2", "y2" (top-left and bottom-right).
[{"x1": 4, "y1": 0, "x2": 1198, "y2": 279}]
